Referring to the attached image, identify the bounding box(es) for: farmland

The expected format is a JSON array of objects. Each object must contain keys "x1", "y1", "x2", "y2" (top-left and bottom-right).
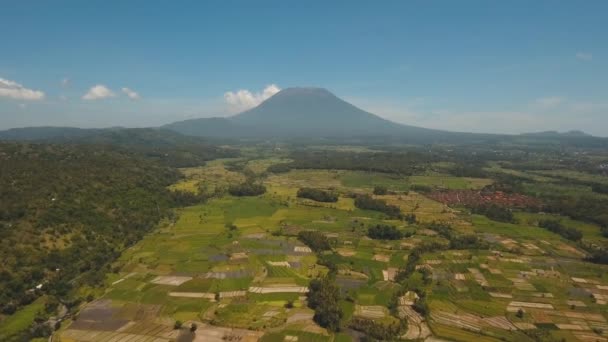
[{"x1": 3, "y1": 144, "x2": 607, "y2": 342}]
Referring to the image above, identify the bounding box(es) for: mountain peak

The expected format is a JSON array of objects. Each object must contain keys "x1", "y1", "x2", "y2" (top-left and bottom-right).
[
  {"x1": 163, "y1": 86, "x2": 440, "y2": 139},
  {"x1": 229, "y1": 86, "x2": 403, "y2": 136},
  {"x1": 275, "y1": 87, "x2": 334, "y2": 96}
]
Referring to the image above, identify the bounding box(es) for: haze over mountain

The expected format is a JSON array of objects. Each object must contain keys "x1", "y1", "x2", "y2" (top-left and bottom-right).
[
  {"x1": 1, "y1": 87, "x2": 605, "y2": 147},
  {"x1": 162, "y1": 88, "x2": 603, "y2": 146},
  {"x1": 163, "y1": 87, "x2": 451, "y2": 140}
]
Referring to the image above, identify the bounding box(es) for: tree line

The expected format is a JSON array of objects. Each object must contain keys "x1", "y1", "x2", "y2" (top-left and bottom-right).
[
  {"x1": 354, "y1": 194, "x2": 402, "y2": 219},
  {"x1": 297, "y1": 187, "x2": 338, "y2": 202}
]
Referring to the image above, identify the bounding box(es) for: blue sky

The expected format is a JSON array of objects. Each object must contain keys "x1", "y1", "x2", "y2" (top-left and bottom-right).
[{"x1": 1, "y1": 1, "x2": 607, "y2": 135}]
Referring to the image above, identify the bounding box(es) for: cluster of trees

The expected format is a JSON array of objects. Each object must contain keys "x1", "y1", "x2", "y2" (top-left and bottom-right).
[
  {"x1": 296, "y1": 187, "x2": 338, "y2": 202},
  {"x1": 297, "y1": 231, "x2": 332, "y2": 253},
  {"x1": 266, "y1": 163, "x2": 291, "y2": 173},
  {"x1": 412, "y1": 292, "x2": 429, "y2": 316},
  {"x1": 307, "y1": 276, "x2": 343, "y2": 332},
  {"x1": 426, "y1": 222, "x2": 488, "y2": 250},
  {"x1": 449, "y1": 164, "x2": 487, "y2": 178},
  {"x1": 538, "y1": 219, "x2": 583, "y2": 241},
  {"x1": 228, "y1": 182, "x2": 266, "y2": 196},
  {"x1": 584, "y1": 247, "x2": 608, "y2": 265},
  {"x1": 350, "y1": 316, "x2": 404, "y2": 340},
  {"x1": 367, "y1": 224, "x2": 403, "y2": 240},
  {"x1": 449, "y1": 235, "x2": 488, "y2": 250},
  {"x1": 354, "y1": 194, "x2": 402, "y2": 219},
  {"x1": 395, "y1": 241, "x2": 446, "y2": 282},
  {"x1": 487, "y1": 164, "x2": 608, "y2": 228},
  {"x1": 373, "y1": 185, "x2": 388, "y2": 195},
  {"x1": 592, "y1": 183, "x2": 608, "y2": 195},
  {"x1": 426, "y1": 221, "x2": 452, "y2": 239},
  {"x1": 409, "y1": 184, "x2": 432, "y2": 193},
  {"x1": 404, "y1": 213, "x2": 417, "y2": 224},
  {"x1": 471, "y1": 204, "x2": 515, "y2": 223},
  {"x1": 0, "y1": 142, "x2": 183, "y2": 324},
  {"x1": 544, "y1": 196, "x2": 608, "y2": 228}
]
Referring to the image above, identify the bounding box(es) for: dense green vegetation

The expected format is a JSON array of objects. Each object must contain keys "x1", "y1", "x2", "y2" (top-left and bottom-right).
[
  {"x1": 350, "y1": 316, "x2": 403, "y2": 340},
  {"x1": 228, "y1": 182, "x2": 267, "y2": 196},
  {"x1": 471, "y1": 204, "x2": 515, "y2": 223},
  {"x1": 0, "y1": 142, "x2": 189, "y2": 339},
  {"x1": 367, "y1": 224, "x2": 402, "y2": 240},
  {"x1": 297, "y1": 187, "x2": 338, "y2": 202},
  {"x1": 354, "y1": 194, "x2": 401, "y2": 218},
  {"x1": 372, "y1": 185, "x2": 388, "y2": 195},
  {"x1": 1, "y1": 127, "x2": 238, "y2": 168},
  {"x1": 298, "y1": 231, "x2": 332, "y2": 253},
  {"x1": 538, "y1": 219, "x2": 583, "y2": 241},
  {"x1": 307, "y1": 276, "x2": 343, "y2": 332}
]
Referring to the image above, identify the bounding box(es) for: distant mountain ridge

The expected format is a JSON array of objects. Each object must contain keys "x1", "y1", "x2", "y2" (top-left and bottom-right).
[
  {"x1": 0, "y1": 87, "x2": 605, "y2": 146},
  {"x1": 521, "y1": 130, "x2": 592, "y2": 137}
]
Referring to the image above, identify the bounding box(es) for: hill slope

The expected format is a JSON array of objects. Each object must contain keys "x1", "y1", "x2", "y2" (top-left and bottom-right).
[
  {"x1": 0, "y1": 142, "x2": 181, "y2": 335},
  {"x1": 0, "y1": 127, "x2": 237, "y2": 167}
]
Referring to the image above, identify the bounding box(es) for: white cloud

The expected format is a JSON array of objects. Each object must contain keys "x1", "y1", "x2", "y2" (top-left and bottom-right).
[
  {"x1": 224, "y1": 84, "x2": 281, "y2": 112},
  {"x1": 576, "y1": 52, "x2": 593, "y2": 61},
  {"x1": 61, "y1": 78, "x2": 70, "y2": 87},
  {"x1": 0, "y1": 77, "x2": 45, "y2": 100},
  {"x1": 82, "y1": 84, "x2": 115, "y2": 100},
  {"x1": 121, "y1": 87, "x2": 140, "y2": 100},
  {"x1": 534, "y1": 96, "x2": 563, "y2": 109}
]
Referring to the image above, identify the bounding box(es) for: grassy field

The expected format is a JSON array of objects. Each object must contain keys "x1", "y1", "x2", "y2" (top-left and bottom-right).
[
  {"x1": 409, "y1": 175, "x2": 493, "y2": 189},
  {"x1": 0, "y1": 297, "x2": 46, "y2": 341}
]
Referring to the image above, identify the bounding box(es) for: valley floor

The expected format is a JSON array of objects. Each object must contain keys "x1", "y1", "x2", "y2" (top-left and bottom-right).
[{"x1": 54, "y1": 157, "x2": 608, "y2": 342}]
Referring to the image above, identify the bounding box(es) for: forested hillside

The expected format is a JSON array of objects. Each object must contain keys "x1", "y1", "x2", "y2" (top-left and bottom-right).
[
  {"x1": 0, "y1": 143, "x2": 183, "y2": 319},
  {"x1": 0, "y1": 128, "x2": 239, "y2": 168}
]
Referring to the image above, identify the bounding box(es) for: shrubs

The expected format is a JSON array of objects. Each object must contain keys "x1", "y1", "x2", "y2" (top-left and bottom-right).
[
  {"x1": 449, "y1": 234, "x2": 487, "y2": 250},
  {"x1": 410, "y1": 184, "x2": 432, "y2": 193},
  {"x1": 538, "y1": 219, "x2": 583, "y2": 241},
  {"x1": 412, "y1": 293, "x2": 429, "y2": 316},
  {"x1": 581, "y1": 243, "x2": 608, "y2": 265},
  {"x1": 373, "y1": 185, "x2": 388, "y2": 195},
  {"x1": 367, "y1": 224, "x2": 402, "y2": 240},
  {"x1": 228, "y1": 182, "x2": 266, "y2": 196},
  {"x1": 592, "y1": 183, "x2": 608, "y2": 195},
  {"x1": 395, "y1": 241, "x2": 446, "y2": 282},
  {"x1": 404, "y1": 213, "x2": 417, "y2": 224},
  {"x1": 354, "y1": 194, "x2": 401, "y2": 219},
  {"x1": 585, "y1": 248, "x2": 608, "y2": 265},
  {"x1": 267, "y1": 163, "x2": 291, "y2": 173},
  {"x1": 426, "y1": 221, "x2": 487, "y2": 249},
  {"x1": 298, "y1": 231, "x2": 332, "y2": 252},
  {"x1": 350, "y1": 316, "x2": 404, "y2": 340},
  {"x1": 297, "y1": 187, "x2": 338, "y2": 202},
  {"x1": 471, "y1": 204, "x2": 515, "y2": 223}
]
